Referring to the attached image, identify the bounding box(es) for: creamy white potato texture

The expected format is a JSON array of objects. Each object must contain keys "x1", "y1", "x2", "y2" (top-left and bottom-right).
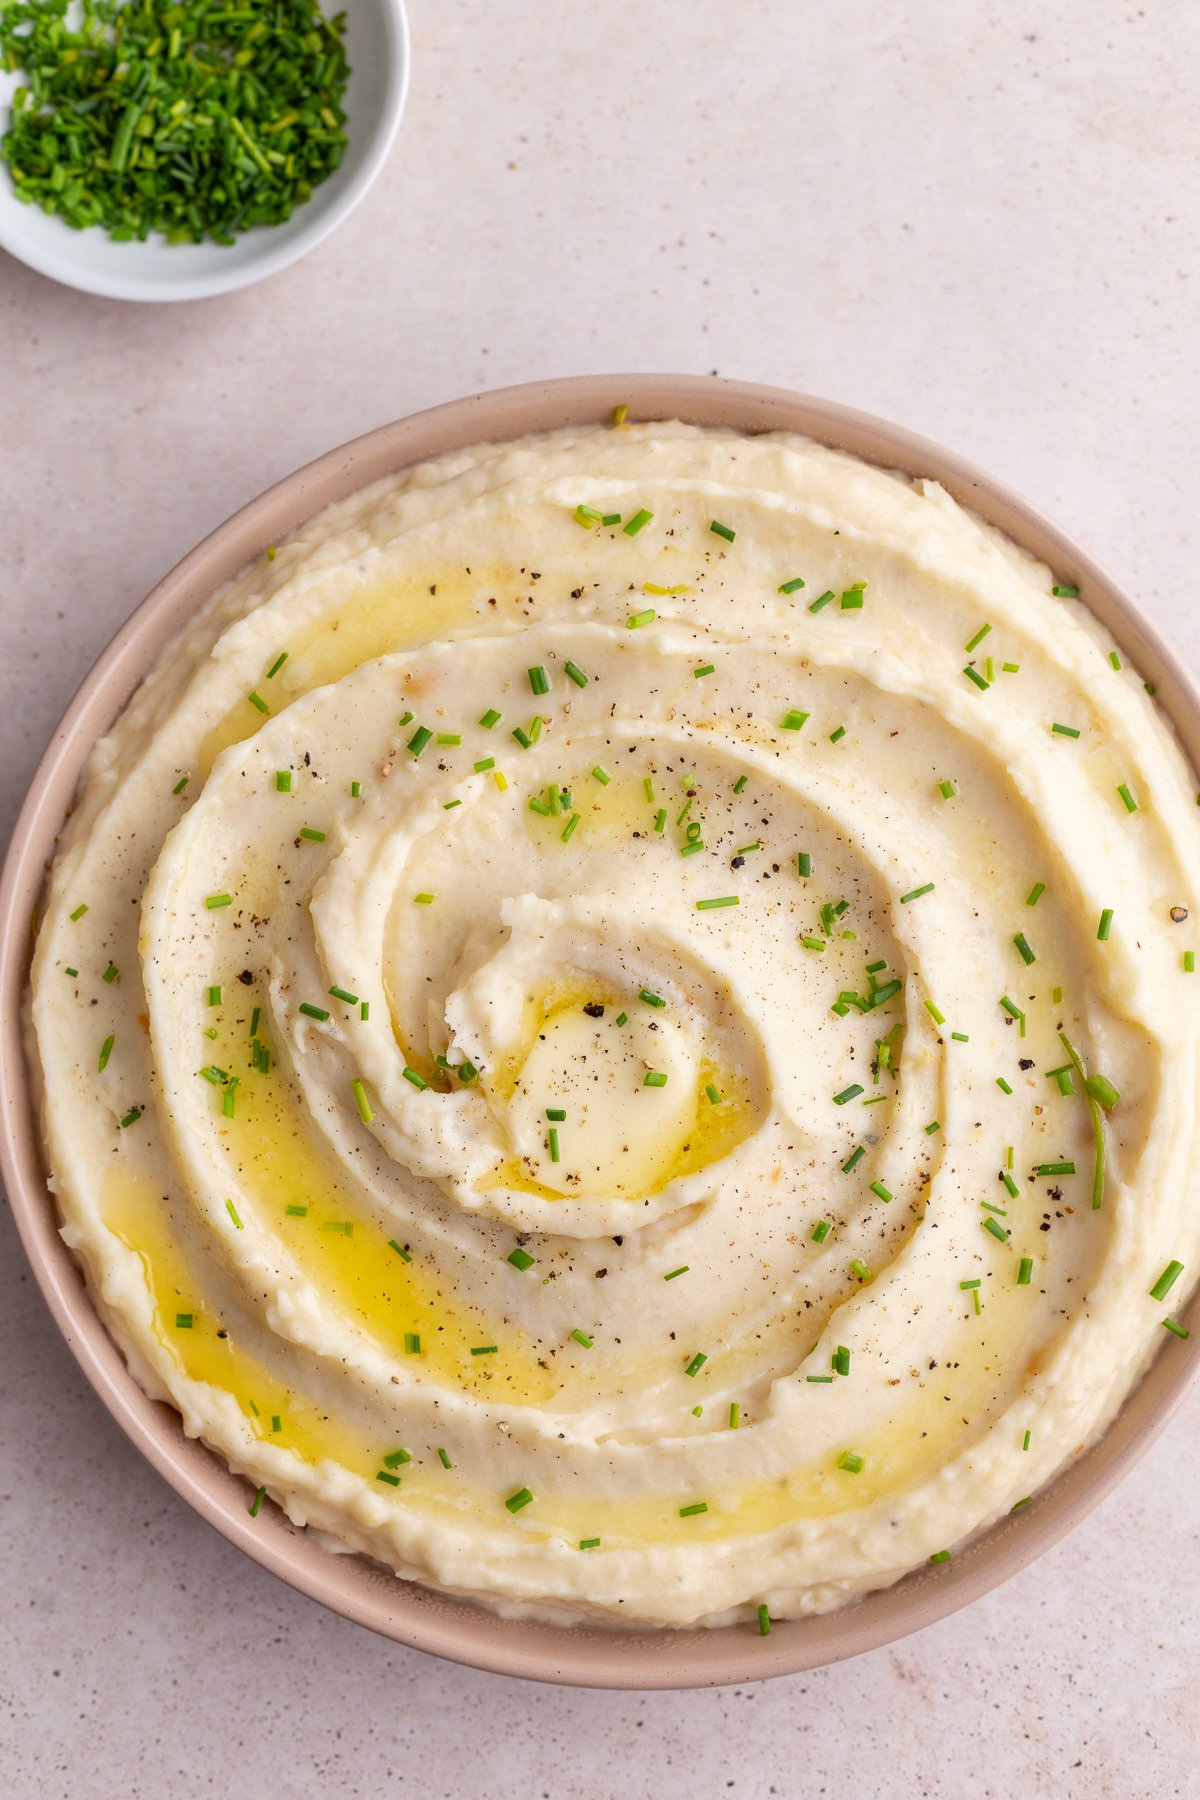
[{"x1": 30, "y1": 423, "x2": 1200, "y2": 1628}]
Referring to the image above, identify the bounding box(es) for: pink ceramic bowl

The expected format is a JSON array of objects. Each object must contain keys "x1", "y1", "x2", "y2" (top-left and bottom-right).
[{"x1": 3, "y1": 375, "x2": 1198, "y2": 1688}]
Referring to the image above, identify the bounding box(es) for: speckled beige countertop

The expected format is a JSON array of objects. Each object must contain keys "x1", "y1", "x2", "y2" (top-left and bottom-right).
[{"x1": 2, "y1": 4, "x2": 1198, "y2": 1795}]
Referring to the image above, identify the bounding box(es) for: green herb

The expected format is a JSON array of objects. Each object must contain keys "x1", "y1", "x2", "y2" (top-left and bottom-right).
[
  {"x1": 508, "y1": 1247, "x2": 535, "y2": 1272},
  {"x1": 479, "y1": 708, "x2": 502, "y2": 729},
  {"x1": 1051, "y1": 722, "x2": 1081, "y2": 739},
  {"x1": 850, "y1": 1258, "x2": 871, "y2": 1281},
  {"x1": 709, "y1": 519, "x2": 736, "y2": 542},
  {"x1": 1150, "y1": 1260, "x2": 1184, "y2": 1301},
  {"x1": 387, "y1": 1239, "x2": 412, "y2": 1263},
  {"x1": 963, "y1": 666, "x2": 990, "y2": 691},
  {"x1": 840, "y1": 584, "x2": 865, "y2": 610},
  {"x1": 351, "y1": 1079, "x2": 373, "y2": 1125},
  {"x1": 1109, "y1": 650, "x2": 1122, "y2": 670},
  {"x1": 249, "y1": 1486, "x2": 266, "y2": 1518},
  {"x1": 996, "y1": 1076, "x2": 1013, "y2": 1094},
  {"x1": 833, "y1": 1084, "x2": 864, "y2": 1106},
  {"x1": 591, "y1": 766, "x2": 612, "y2": 786},
  {"x1": 778, "y1": 577, "x2": 806, "y2": 594},
  {"x1": 643, "y1": 1070, "x2": 668, "y2": 1087},
  {"x1": 779, "y1": 709, "x2": 809, "y2": 731},
  {"x1": 833, "y1": 1344, "x2": 850, "y2": 1377},
  {"x1": 275, "y1": 770, "x2": 292, "y2": 794},
  {"x1": 226, "y1": 1199, "x2": 243, "y2": 1230},
  {"x1": 696, "y1": 895, "x2": 739, "y2": 910},
  {"x1": 964, "y1": 623, "x2": 992, "y2": 653},
  {"x1": 1022, "y1": 1429, "x2": 1032, "y2": 1451},
  {"x1": 561, "y1": 812, "x2": 581, "y2": 843},
  {"x1": 547, "y1": 1127, "x2": 561, "y2": 1164},
  {"x1": 298, "y1": 1002, "x2": 329, "y2": 1022},
  {"x1": 664, "y1": 1265, "x2": 689, "y2": 1280},
  {"x1": 414, "y1": 892, "x2": 435, "y2": 905},
  {"x1": 407, "y1": 725, "x2": 433, "y2": 758},
  {"x1": 733, "y1": 775, "x2": 749, "y2": 795},
  {"x1": 1085, "y1": 1073, "x2": 1120, "y2": 1110},
  {"x1": 929, "y1": 1550, "x2": 952, "y2": 1565},
  {"x1": 812, "y1": 1220, "x2": 832, "y2": 1243},
  {"x1": 624, "y1": 508, "x2": 654, "y2": 536},
  {"x1": 436, "y1": 1446, "x2": 451, "y2": 1467},
  {"x1": 1017, "y1": 1257, "x2": 1033, "y2": 1285},
  {"x1": 639, "y1": 988, "x2": 666, "y2": 1009},
  {"x1": 299, "y1": 827, "x2": 325, "y2": 843},
  {"x1": 1013, "y1": 932, "x2": 1036, "y2": 965},
  {"x1": 982, "y1": 1216, "x2": 1008, "y2": 1242},
  {"x1": 1052, "y1": 584, "x2": 1079, "y2": 597},
  {"x1": 837, "y1": 1451, "x2": 864, "y2": 1474},
  {"x1": 841, "y1": 1145, "x2": 866, "y2": 1173},
  {"x1": 938, "y1": 779, "x2": 956, "y2": 799},
  {"x1": 1097, "y1": 908, "x2": 1114, "y2": 940},
  {"x1": 1116, "y1": 783, "x2": 1138, "y2": 813},
  {"x1": 205, "y1": 894, "x2": 231, "y2": 911},
  {"x1": 684, "y1": 1352, "x2": 707, "y2": 1377},
  {"x1": 248, "y1": 692, "x2": 269, "y2": 715},
  {"x1": 693, "y1": 663, "x2": 716, "y2": 679},
  {"x1": 808, "y1": 590, "x2": 835, "y2": 613},
  {"x1": 401, "y1": 1067, "x2": 428, "y2": 1090},
  {"x1": 1184, "y1": 951, "x2": 1195, "y2": 973},
  {"x1": 528, "y1": 666, "x2": 550, "y2": 697},
  {"x1": 869, "y1": 1180, "x2": 893, "y2": 1203},
  {"x1": 375, "y1": 1470, "x2": 400, "y2": 1487},
  {"x1": 172, "y1": 775, "x2": 190, "y2": 795},
  {"x1": 679, "y1": 1502, "x2": 708, "y2": 1517},
  {"x1": 383, "y1": 1448, "x2": 412, "y2": 1468},
  {"x1": 828, "y1": 725, "x2": 846, "y2": 744},
  {"x1": 1162, "y1": 1318, "x2": 1190, "y2": 1339},
  {"x1": 627, "y1": 608, "x2": 656, "y2": 628},
  {"x1": 900, "y1": 883, "x2": 935, "y2": 904}
]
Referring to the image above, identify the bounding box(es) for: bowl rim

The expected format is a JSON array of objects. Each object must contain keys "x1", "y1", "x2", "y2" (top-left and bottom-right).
[
  {"x1": 0, "y1": 0, "x2": 411, "y2": 303},
  {"x1": 3, "y1": 373, "x2": 1198, "y2": 1689}
]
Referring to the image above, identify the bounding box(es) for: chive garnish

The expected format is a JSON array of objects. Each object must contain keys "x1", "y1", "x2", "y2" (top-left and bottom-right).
[
  {"x1": 1052, "y1": 584, "x2": 1079, "y2": 597},
  {"x1": 963, "y1": 666, "x2": 990, "y2": 691},
  {"x1": 812, "y1": 1220, "x2": 832, "y2": 1243},
  {"x1": 249, "y1": 1487, "x2": 266, "y2": 1518},
  {"x1": 1116, "y1": 783, "x2": 1138, "y2": 813},
  {"x1": 624, "y1": 509, "x2": 653, "y2": 536},
  {"x1": 275, "y1": 770, "x2": 293, "y2": 795},
  {"x1": 547, "y1": 1127, "x2": 561, "y2": 1163},
  {"x1": 592, "y1": 765, "x2": 612, "y2": 785},
  {"x1": 407, "y1": 725, "x2": 433, "y2": 757},
  {"x1": 570, "y1": 1329, "x2": 593, "y2": 1349},
  {"x1": 684, "y1": 1352, "x2": 707, "y2": 1377},
  {"x1": 679, "y1": 1503, "x2": 708, "y2": 1518},
  {"x1": 298, "y1": 1002, "x2": 329, "y2": 1022},
  {"x1": 869, "y1": 1180, "x2": 893, "y2": 1203},
  {"x1": 850, "y1": 1259, "x2": 871, "y2": 1282},
  {"x1": 996, "y1": 1077, "x2": 1013, "y2": 1094},
  {"x1": 1051, "y1": 722, "x2": 1081, "y2": 739},
  {"x1": 840, "y1": 584, "x2": 865, "y2": 610},
  {"x1": 1163, "y1": 1319, "x2": 1190, "y2": 1339},
  {"x1": 1109, "y1": 650, "x2": 1122, "y2": 670},
  {"x1": 664, "y1": 1265, "x2": 689, "y2": 1280},
  {"x1": 1097, "y1": 908, "x2": 1114, "y2": 940},
  {"x1": 808, "y1": 590, "x2": 835, "y2": 613},
  {"x1": 97, "y1": 1033, "x2": 115, "y2": 1072},
  {"x1": 900, "y1": 883, "x2": 935, "y2": 904},
  {"x1": 964, "y1": 623, "x2": 992, "y2": 653},
  {"x1": 561, "y1": 812, "x2": 581, "y2": 842},
  {"x1": 982, "y1": 1216, "x2": 1009, "y2": 1242},
  {"x1": 118, "y1": 1106, "x2": 141, "y2": 1128},
  {"x1": 696, "y1": 896, "x2": 739, "y2": 910},
  {"x1": 779, "y1": 709, "x2": 809, "y2": 731},
  {"x1": 1150, "y1": 1260, "x2": 1184, "y2": 1301},
  {"x1": 172, "y1": 776, "x2": 190, "y2": 796},
  {"x1": 1017, "y1": 1257, "x2": 1033, "y2": 1285},
  {"x1": 414, "y1": 892, "x2": 435, "y2": 905},
  {"x1": 1034, "y1": 1161, "x2": 1076, "y2": 1176},
  {"x1": 733, "y1": 775, "x2": 749, "y2": 795},
  {"x1": 837, "y1": 1451, "x2": 864, "y2": 1474},
  {"x1": 299, "y1": 827, "x2": 326, "y2": 843},
  {"x1": 1026, "y1": 881, "x2": 1045, "y2": 907},
  {"x1": 436, "y1": 1446, "x2": 451, "y2": 1466},
  {"x1": 579, "y1": 1538, "x2": 601, "y2": 1550},
  {"x1": 205, "y1": 894, "x2": 231, "y2": 911},
  {"x1": 508, "y1": 1247, "x2": 535, "y2": 1271},
  {"x1": 401, "y1": 1067, "x2": 428, "y2": 1091},
  {"x1": 350, "y1": 1079, "x2": 374, "y2": 1125},
  {"x1": 505, "y1": 1487, "x2": 534, "y2": 1513},
  {"x1": 643, "y1": 1070, "x2": 668, "y2": 1088},
  {"x1": 833, "y1": 1084, "x2": 864, "y2": 1106},
  {"x1": 639, "y1": 988, "x2": 666, "y2": 1009},
  {"x1": 1013, "y1": 932, "x2": 1036, "y2": 965},
  {"x1": 225, "y1": 1199, "x2": 243, "y2": 1230},
  {"x1": 376, "y1": 1470, "x2": 401, "y2": 1487},
  {"x1": 627, "y1": 608, "x2": 656, "y2": 628},
  {"x1": 729, "y1": 1403, "x2": 740, "y2": 1429},
  {"x1": 779, "y1": 577, "x2": 806, "y2": 594},
  {"x1": 709, "y1": 519, "x2": 736, "y2": 542},
  {"x1": 248, "y1": 692, "x2": 269, "y2": 715},
  {"x1": 829, "y1": 725, "x2": 846, "y2": 744},
  {"x1": 938, "y1": 779, "x2": 956, "y2": 799},
  {"x1": 528, "y1": 666, "x2": 550, "y2": 697},
  {"x1": 841, "y1": 1146, "x2": 865, "y2": 1173},
  {"x1": 479, "y1": 708, "x2": 502, "y2": 730},
  {"x1": 930, "y1": 1550, "x2": 952, "y2": 1565},
  {"x1": 694, "y1": 663, "x2": 716, "y2": 679},
  {"x1": 833, "y1": 1345, "x2": 850, "y2": 1377},
  {"x1": 1022, "y1": 1430, "x2": 1032, "y2": 1452}
]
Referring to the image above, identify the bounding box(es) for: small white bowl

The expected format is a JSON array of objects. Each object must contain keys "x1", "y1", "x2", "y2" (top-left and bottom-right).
[{"x1": 0, "y1": 0, "x2": 409, "y2": 302}]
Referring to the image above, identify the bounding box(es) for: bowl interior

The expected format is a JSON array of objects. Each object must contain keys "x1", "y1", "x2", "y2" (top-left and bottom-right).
[
  {"x1": 0, "y1": 0, "x2": 409, "y2": 301},
  {"x1": 3, "y1": 374, "x2": 1199, "y2": 1688}
]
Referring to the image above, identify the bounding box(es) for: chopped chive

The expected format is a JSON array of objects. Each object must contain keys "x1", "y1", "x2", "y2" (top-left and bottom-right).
[
  {"x1": 797, "y1": 851, "x2": 812, "y2": 878},
  {"x1": 436, "y1": 1446, "x2": 451, "y2": 1466},
  {"x1": 938, "y1": 779, "x2": 956, "y2": 799},
  {"x1": 1017, "y1": 1257, "x2": 1034, "y2": 1285},
  {"x1": 275, "y1": 770, "x2": 293, "y2": 794},
  {"x1": 837, "y1": 1451, "x2": 864, "y2": 1474},
  {"x1": 247, "y1": 692, "x2": 269, "y2": 715},
  {"x1": 570, "y1": 1329, "x2": 593, "y2": 1349},
  {"x1": 205, "y1": 894, "x2": 231, "y2": 911},
  {"x1": 435, "y1": 733, "x2": 462, "y2": 748},
  {"x1": 1163, "y1": 1318, "x2": 1190, "y2": 1340},
  {"x1": 679, "y1": 1502, "x2": 708, "y2": 1518},
  {"x1": 828, "y1": 725, "x2": 846, "y2": 745},
  {"x1": 960, "y1": 1279, "x2": 982, "y2": 1290},
  {"x1": 709, "y1": 519, "x2": 736, "y2": 542},
  {"x1": 225, "y1": 1200, "x2": 243, "y2": 1230},
  {"x1": 808, "y1": 590, "x2": 835, "y2": 613},
  {"x1": 473, "y1": 757, "x2": 496, "y2": 774},
  {"x1": 562, "y1": 660, "x2": 592, "y2": 694},
  {"x1": 547, "y1": 1127, "x2": 561, "y2": 1163},
  {"x1": 615, "y1": 1012, "x2": 629, "y2": 1026},
  {"x1": 1026, "y1": 882, "x2": 1045, "y2": 908},
  {"x1": 684, "y1": 1352, "x2": 708, "y2": 1378},
  {"x1": 1097, "y1": 908, "x2": 1114, "y2": 940},
  {"x1": 1003, "y1": 661, "x2": 1020, "y2": 674},
  {"x1": 833, "y1": 1084, "x2": 864, "y2": 1106},
  {"x1": 963, "y1": 666, "x2": 990, "y2": 691},
  {"x1": 69, "y1": 903, "x2": 88, "y2": 922},
  {"x1": 299, "y1": 1003, "x2": 330, "y2": 1022},
  {"x1": 1013, "y1": 932, "x2": 1036, "y2": 965},
  {"x1": 869, "y1": 1180, "x2": 893, "y2": 1203},
  {"x1": 900, "y1": 883, "x2": 935, "y2": 904},
  {"x1": 1184, "y1": 951, "x2": 1194, "y2": 973},
  {"x1": 654, "y1": 809, "x2": 667, "y2": 832},
  {"x1": 778, "y1": 577, "x2": 806, "y2": 594},
  {"x1": 579, "y1": 1537, "x2": 602, "y2": 1550},
  {"x1": 1022, "y1": 1430, "x2": 1032, "y2": 1452},
  {"x1": 528, "y1": 797, "x2": 552, "y2": 816},
  {"x1": 266, "y1": 652, "x2": 288, "y2": 680},
  {"x1": 376, "y1": 1470, "x2": 401, "y2": 1487},
  {"x1": 930, "y1": 1550, "x2": 952, "y2": 1565},
  {"x1": 627, "y1": 608, "x2": 656, "y2": 628},
  {"x1": 1051, "y1": 723, "x2": 1081, "y2": 739},
  {"x1": 1052, "y1": 584, "x2": 1080, "y2": 598},
  {"x1": 850, "y1": 1259, "x2": 871, "y2": 1282},
  {"x1": 1002, "y1": 1171, "x2": 1020, "y2": 1197},
  {"x1": 733, "y1": 775, "x2": 749, "y2": 795},
  {"x1": 206, "y1": 985, "x2": 222, "y2": 1008},
  {"x1": 639, "y1": 988, "x2": 666, "y2": 1009},
  {"x1": 729, "y1": 1403, "x2": 741, "y2": 1429},
  {"x1": 982, "y1": 1216, "x2": 1009, "y2": 1242},
  {"x1": 1085, "y1": 1073, "x2": 1120, "y2": 1110},
  {"x1": 1150, "y1": 1260, "x2": 1184, "y2": 1301},
  {"x1": 527, "y1": 666, "x2": 550, "y2": 699},
  {"x1": 1116, "y1": 783, "x2": 1138, "y2": 813},
  {"x1": 643, "y1": 1070, "x2": 668, "y2": 1088},
  {"x1": 299, "y1": 827, "x2": 326, "y2": 843},
  {"x1": 574, "y1": 503, "x2": 602, "y2": 527},
  {"x1": 407, "y1": 726, "x2": 433, "y2": 757},
  {"x1": 664, "y1": 1265, "x2": 689, "y2": 1280},
  {"x1": 923, "y1": 998, "x2": 946, "y2": 1027},
  {"x1": 174, "y1": 1313, "x2": 194, "y2": 1330},
  {"x1": 806, "y1": 1375, "x2": 834, "y2": 1384},
  {"x1": 812, "y1": 1220, "x2": 832, "y2": 1244},
  {"x1": 839, "y1": 585, "x2": 865, "y2": 610},
  {"x1": 1109, "y1": 650, "x2": 1122, "y2": 670},
  {"x1": 479, "y1": 708, "x2": 502, "y2": 730},
  {"x1": 561, "y1": 812, "x2": 581, "y2": 843},
  {"x1": 1034, "y1": 1161, "x2": 1076, "y2": 1175},
  {"x1": 172, "y1": 776, "x2": 190, "y2": 796},
  {"x1": 414, "y1": 893, "x2": 436, "y2": 905},
  {"x1": 624, "y1": 509, "x2": 654, "y2": 536},
  {"x1": 694, "y1": 663, "x2": 716, "y2": 679},
  {"x1": 249, "y1": 1486, "x2": 266, "y2": 1518},
  {"x1": 97, "y1": 1033, "x2": 115, "y2": 1073},
  {"x1": 590, "y1": 766, "x2": 612, "y2": 788},
  {"x1": 996, "y1": 1076, "x2": 1013, "y2": 1094},
  {"x1": 841, "y1": 1146, "x2": 866, "y2": 1173},
  {"x1": 402, "y1": 1067, "x2": 428, "y2": 1091},
  {"x1": 398, "y1": 712, "x2": 414, "y2": 729},
  {"x1": 833, "y1": 1345, "x2": 850, "y2": 1377},
  {"x1": 508, "y1": 1247, "x2": 535, "y2": 1272},
  {"x1": 964, "y1": 623, "x2": 992, "y2": 653},
  {"x1": 505, "y1": 1487, "x2": 534, "y2": 1513},
  {"x1": 285, "y1": 1204, "x2": 308, "y2": 1217},
  {"x1": 351, "y1": 1079, "x2": 374, "y2": 1125},
  {"x1": 779, "y1": 709, "x2": 809, "y2": 731}
]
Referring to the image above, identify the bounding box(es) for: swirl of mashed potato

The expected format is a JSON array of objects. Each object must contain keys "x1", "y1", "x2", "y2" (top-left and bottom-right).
[{"x1": 29, "y1": 422, "x2": 1200, "y2": 1627}]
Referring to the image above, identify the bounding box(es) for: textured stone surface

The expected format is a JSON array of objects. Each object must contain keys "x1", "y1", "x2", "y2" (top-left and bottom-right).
[{"x1": 2, "y1": 3, "x2": 1198, "y2": 1794}]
